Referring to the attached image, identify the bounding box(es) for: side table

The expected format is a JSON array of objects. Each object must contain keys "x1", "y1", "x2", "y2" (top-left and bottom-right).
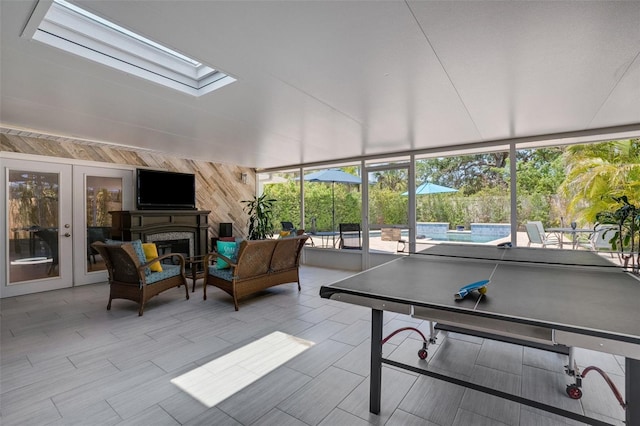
[{"x1": 185, "y1": 255, "x2": 207, "y2": 292}]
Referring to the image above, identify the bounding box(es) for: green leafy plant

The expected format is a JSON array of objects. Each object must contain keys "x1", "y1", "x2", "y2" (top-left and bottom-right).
[
  {"x1": 596, "y1": 195, "x2": 639, "y2": 272},
  {"x1": 242, "y1": 193, "x2": 276, "y2": 240}
]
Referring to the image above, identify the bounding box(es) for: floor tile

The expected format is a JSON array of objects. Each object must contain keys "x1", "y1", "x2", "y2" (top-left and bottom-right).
[
  {"x1": 0, "y1": 266, "x2": 630, "y2": 426},
  {"x1": 277, "y1": 366, "x2": 364, "y2": 425}
]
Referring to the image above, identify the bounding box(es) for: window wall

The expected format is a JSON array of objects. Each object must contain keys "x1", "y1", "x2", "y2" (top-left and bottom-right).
[
  {"x1": 413, "y1": 148, "x2": 512, "y2": 249},
  {"x1": 256, "y1": 138, "x2": 639, "y2": 266},
  {"x1": 302, "y1": 164, "x2": 362, "y2": 248},
  {"x1": 516, "y1": 140, "x2": 639, "y2": 256},
  {"x1": 260, "y1": 170, "x2": 301, "y2": 236},
  {"x1": 366, "y1": 158, "x2": 410, "y2": 254}
]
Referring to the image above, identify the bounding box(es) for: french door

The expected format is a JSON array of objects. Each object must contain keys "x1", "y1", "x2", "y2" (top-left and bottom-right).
[
  {"x1": 72, "y1": 165, "x2": 133, "y2": 286},
  {"x1": 2, "y1": 159, "x2": 73, "y2": 297},
  {"x1": 1, "y1": 157, "x2": 133, "y2": 297}
]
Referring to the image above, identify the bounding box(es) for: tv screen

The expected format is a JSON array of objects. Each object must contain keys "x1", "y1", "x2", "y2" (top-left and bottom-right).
[{"x1": 136, "y1": 169, "x2": 196, "y2": 210}]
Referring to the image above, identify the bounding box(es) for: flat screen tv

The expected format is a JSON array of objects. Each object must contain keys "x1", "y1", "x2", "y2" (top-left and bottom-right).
[{"x1": 136, "y1": 169, "x2": 196, "y2": 210}]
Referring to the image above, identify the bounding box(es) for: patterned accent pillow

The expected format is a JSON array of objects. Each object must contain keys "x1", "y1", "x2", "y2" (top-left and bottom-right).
[
  {"x1": 129, "y1": 240, "x2": 147, "y2": 264},
  {"x1": 107, "y1": 239, "x2": 149, "y2": 274},
  {"x1": 216, "y1": 240, "x2": 238, "y2": 269}
]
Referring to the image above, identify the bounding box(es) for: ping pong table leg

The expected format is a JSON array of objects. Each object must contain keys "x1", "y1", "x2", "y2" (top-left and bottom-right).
[
  {"x1": 627, "y1": 357, "x2": 639, "y2": 425},
  {"x1": 370, "y1": 308, "x2": 383, "y2": 414}
]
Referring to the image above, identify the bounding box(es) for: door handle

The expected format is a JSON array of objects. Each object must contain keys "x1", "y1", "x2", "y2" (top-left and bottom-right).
[{"x1": 64, "y1": 233, "x2": 71, "y2": 237}]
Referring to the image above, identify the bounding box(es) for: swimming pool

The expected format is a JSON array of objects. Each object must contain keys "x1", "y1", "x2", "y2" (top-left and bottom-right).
[
  {"x1": 369, "y1": 230, "x2": 503, "y2": 244},
  {"x1": 419, "y1": 233, "x2": 501, "y2": 243}
]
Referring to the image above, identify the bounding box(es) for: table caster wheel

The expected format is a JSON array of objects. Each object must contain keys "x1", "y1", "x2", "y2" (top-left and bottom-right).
[
  {"x1": 417, "y1": 342, "x2": 429, "y2": 360},
  {"x1": 566, "y1": 384, "x2": 582, "y2": 399}
]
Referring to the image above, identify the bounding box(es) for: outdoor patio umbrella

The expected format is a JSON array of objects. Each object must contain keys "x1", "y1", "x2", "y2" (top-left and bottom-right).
[
  {"x1": 401, "y1": 182, "x2": 458, "y2": 195},
  {"x1": 303, "y1": 168, "x2": 361, "y2": 246}
]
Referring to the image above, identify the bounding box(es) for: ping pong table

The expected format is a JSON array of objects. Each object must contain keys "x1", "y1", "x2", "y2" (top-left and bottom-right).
[{"x1": 319, "y1": 244, "x2": 640, "y2": 425}]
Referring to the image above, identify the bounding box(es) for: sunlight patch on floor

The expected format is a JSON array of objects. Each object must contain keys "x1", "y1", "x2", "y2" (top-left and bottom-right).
[{"x1": 170, "y1": 331, "x2": 315, "y2": 407}]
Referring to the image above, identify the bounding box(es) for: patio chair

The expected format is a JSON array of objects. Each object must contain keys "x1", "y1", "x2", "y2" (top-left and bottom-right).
[
  {"x1": 525, "y1": 222, "x2": 560, "y2": 248},
  {"x1": 282, "y1": 221, "x2": 316, "y2": 246},
  {"x1": 91, "y1": 241, "x2": 189, "y2": 316},
  {"x1": 338, "y1": 223, "x2": 362, "y2": 250},
  {"x1": 281, "y1": 221, "x2": 295, "y2": 231},
  {"x1": 576, "y1": 224, "x2": 616, "y2": 256},
  {"x1": 530, "y1": 221, "x2": 557, "y2": 240},
  {"x1": 87, "y1": 226, "x2": 111, "y2": 267},
  {"x1": 34, "y1": 228, "x2": 59, "y2": 275}
]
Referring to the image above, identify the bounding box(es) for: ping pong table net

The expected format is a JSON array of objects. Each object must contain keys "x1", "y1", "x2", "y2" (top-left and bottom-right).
[{"x1": 409, "y1": 247, "x2": 626, "y2": 271}]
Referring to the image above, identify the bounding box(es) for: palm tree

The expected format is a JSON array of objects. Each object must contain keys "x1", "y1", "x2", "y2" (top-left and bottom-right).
[
  {"x1": 559, "y1": 139, "x2": 640, "y2": 224},
  {"x1": 372, "y1": 169, "x2": 407, "y2": 191}
]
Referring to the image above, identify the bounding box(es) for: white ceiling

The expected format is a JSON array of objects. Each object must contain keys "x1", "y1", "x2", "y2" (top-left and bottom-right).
[{"x1": 1, "y1": 0, "x2": 639, "y2": 169}]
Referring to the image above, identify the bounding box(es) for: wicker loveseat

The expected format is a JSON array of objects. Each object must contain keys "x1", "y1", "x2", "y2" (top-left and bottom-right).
[
  {"x1": 91, "y1": 241, "x2": 189, "y2": 316},
  {"x1": 203, "y1": 235, "x2": 308, "y2": 310}
]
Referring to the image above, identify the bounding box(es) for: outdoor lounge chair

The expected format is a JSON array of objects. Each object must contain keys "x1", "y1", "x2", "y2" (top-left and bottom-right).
[{"x1": 525, "y1": 222, "x2": 560, "y2": 248}]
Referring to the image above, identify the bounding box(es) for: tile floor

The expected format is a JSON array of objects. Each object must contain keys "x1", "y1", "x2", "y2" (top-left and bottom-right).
[{"x1": 0, "y1": 266, "x2": 627, "y2": 425}]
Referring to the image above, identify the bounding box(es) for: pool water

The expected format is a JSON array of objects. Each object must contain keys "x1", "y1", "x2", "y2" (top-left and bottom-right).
[
  {"x1": 421, "y1": 233, "x2": 501, "y2": 243},
  {"x1": 370, "y1": 230, "x2": 504, "y2": 244}
]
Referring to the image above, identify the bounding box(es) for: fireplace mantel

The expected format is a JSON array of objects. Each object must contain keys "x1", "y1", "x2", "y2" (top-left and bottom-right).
[{"x1": 109, "y1": 210, "x2": 210, "y2": 257}]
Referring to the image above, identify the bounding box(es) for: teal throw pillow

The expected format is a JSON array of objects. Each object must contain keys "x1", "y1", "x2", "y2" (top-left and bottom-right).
[{"x1": 216, "y1": 240, "x2": 238, "y2": 269}]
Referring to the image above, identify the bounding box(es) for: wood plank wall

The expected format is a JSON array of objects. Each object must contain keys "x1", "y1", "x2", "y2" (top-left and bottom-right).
[{"x1": 1, "y1": 133, "x2": 255, "y2": 246}]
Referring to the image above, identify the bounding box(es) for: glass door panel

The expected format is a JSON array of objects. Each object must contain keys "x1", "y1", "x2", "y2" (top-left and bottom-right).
[
  {"x1": 86, "y1": 176, "x2": 123, "y2": 272},
  {"x1": 2, "y1": 159, "x2": 72, "y2": 297},
  {"x1": 73, "y1": 166, "x2": 133, "y2": 286},
  {"x1": 259, "y1": 170, "x2": 302, "y2": 237},
  {"x1": 414, "y1": 149, "x2": 511, "y2": 248},
  {"x1": 367, "y1": 160, "x2": 410, "y2": 255},
  {"x1": 8, "y1": 170, "x2": 60, "y2": 281},
  {"x1": 302, "y1": 165, "x2": 362, "y2": 249}
]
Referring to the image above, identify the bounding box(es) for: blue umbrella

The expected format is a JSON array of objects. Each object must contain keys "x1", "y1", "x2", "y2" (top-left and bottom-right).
[
  {"x1": 303, "y1": 169, "x2": 361, "y2": 245},
  {"x1": 304, "y1": 168, "x2": 362, "y2": 185},
  {"x1": 402, "y1": 182, "x2": 458, "y2": 196}
]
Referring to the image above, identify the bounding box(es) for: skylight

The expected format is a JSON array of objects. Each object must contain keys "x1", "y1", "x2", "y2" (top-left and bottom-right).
[{"x1": 22, "y1": 0, "x2": 235, "y2": 96}]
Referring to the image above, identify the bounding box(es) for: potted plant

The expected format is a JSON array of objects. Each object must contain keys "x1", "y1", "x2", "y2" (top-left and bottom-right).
[
  {"x1": 242, "y1": 193, "x2": 276, "y2": 240},
  {"x1": 596, "y1": 195, "x2": 639, "y2": 273}
]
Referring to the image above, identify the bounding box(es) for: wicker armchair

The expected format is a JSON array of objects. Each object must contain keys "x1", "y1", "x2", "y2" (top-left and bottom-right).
[{"x1": 91, "y1": 241, "x2": 189, "y2": 316}]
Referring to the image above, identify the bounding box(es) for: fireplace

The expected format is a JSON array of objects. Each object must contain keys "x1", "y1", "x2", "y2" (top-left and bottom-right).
[
  {"x1": 109, "y1": 210, "x2": 210, "y2": 258},
  {"x1": 146, "y1": 232, "x2": 195, "y2": 258}
]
